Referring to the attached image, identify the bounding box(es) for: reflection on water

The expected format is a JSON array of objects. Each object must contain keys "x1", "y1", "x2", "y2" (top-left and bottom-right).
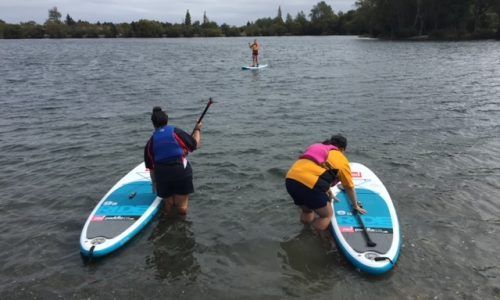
[
  {"x1": 250, "y1": 69, "x2": 261, "y2": 81},
  {"x1": 278, "y1": 227, "x2": 345, "y2": 296},
  {"x1": 147, "y1": 216, "x2": 200, "y2": 282},
  {"x1": 279, "y1": 227, "x2": 340, "y2": 278}
]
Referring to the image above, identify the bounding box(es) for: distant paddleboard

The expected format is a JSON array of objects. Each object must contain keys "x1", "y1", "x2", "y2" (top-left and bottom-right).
[
  {"x1": 242, "y1": 64, "x2": 268, "y2": 70},
  {"x1": 330, "y1": 162, "x2": 401, "y2": 275},
  {"x1": 80, "y1": 163, "x2": 161, "y2": 258}
]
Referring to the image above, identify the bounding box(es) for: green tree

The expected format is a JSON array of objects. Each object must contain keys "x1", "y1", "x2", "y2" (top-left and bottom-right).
[
  {"x1": 0, "y1": 20, "x2": 6, "y2": 38},
  {"x1": 44, "y1": 6, "x2": 66, "y2": 37},
  {"x1": 200, "y1": 12, "x2": 221, "y2": 36},
  {"x1": 132, "y1": 19, "x2": 164, "y2": 37},
  {"x1": 220, "y1": 23, "x2": 240, "y2": 36},
  {"x1": 165, "y1": 23, "x2": 183, "y2": 37},
  {"x1": 45, "y1": 22, "x2": 67, "y2": 38},
  {"x1": 271, "y1": 6, "x2": 287, "y2": 35},
  {"x1": 310, "y1": 1, "x2": 335, "y2": 22},
  {"x1": 285, "y1": 13, "x2": 295, "y2": 34},
  {"x1": 470, "y1": 0, "x2": 491, "y2": 33},
  {"x1": 310, "y1": 1, "x2": 338, "y2": 34},
  {"x1": 20, "y1": 21, "x2": 45, "y2": 38},
  {"x1": 203, "y1": 11, "x2": 209, "y2": 25},
  {"x1": 294, "y1": 11, "x2": 309, "y2": 35},
  {"x1": 47, "y1": 7, "x2": 62, "y2": 24},
  {"x1": 3, "y1": 24, "x2": 22, "y2": 38},
  {"x1": 276, "y1": 6, "x2": 284, "y2": 24},
  {"x1": 490, "y1": 0, "x2": 500, "y2": 38},
  {"x1": 116, "y1": 23, "x2": 134, "y2": 37},
  {"x1": 102, "y1": 22, "x2": 118, "y2": 38},
  {"x1": 244, "y1": 21, "x2": 261, "y2": 36},
  {"x1": 65, "y1": 14, "x2": 76, "y2": 26},
  {"x1": 338, "y1": 10, "x2": 364, "y2": 34},
  {"x1": 185, "y1": 9, "x2": 191, "y2": 26}
]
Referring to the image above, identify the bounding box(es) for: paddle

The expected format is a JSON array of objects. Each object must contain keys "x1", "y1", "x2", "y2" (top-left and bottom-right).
[
  {"x1": 337, "y1": 183, "x2": 376, "y2": 248},
  {"x1": 353, "y1": 206, "x2": 377, "y2": 247},
  {"x1": 191, "y1": 97, "x2": 214, "y2": 135}
]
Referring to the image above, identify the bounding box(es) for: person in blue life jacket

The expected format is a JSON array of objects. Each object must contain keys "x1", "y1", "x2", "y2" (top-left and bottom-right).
[{"x1": 144, "y1": 107, "x2": 202, "y2": 215}]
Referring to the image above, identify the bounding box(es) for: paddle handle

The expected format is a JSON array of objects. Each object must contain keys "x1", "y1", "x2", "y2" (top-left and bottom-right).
[{"x1": 192, "y1": 97, "x2": 213, "y2": 135}]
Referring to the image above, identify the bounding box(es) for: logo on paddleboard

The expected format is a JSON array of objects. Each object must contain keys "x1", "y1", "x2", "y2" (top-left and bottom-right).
[
  {"x1": 352, "y1": 171, "x2": 362, "y2": 178},
  {"x1": 336, "y1": 210, "x2": 346, "y2": 216},
  {"x1": 103, "y1": 201, "x2": 118, "y2": 206},
  {"x1": 91, "y1": 216, "x2": 105, "y2": 222},
  {"x1": 340, "y1": 227, "x2": 355, "y2": 233}
]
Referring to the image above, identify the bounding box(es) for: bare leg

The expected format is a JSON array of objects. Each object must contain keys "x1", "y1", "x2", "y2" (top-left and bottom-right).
[
  {"x1": 163, "y1": 196, "x2": 175, "y2": 215},
  {"x1": 174, "y1": 194, "x2": 189, "y2": 215},
  {"x1": 256, "y1": 55, "x2": 259, "y2": 66},
  {"x1": 313, "y1": 203, "x2": 333, "y2": 232},
  {"x1": 300, "y1": 205, "x2": 315, "y2": 225}
]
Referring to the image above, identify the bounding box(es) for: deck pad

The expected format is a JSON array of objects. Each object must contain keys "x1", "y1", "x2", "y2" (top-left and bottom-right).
[
  {"x1": 86, "y1": 181, "x2": 156, "y2": 239},
  {"x1": 335, "y1": 189, "x2": 393, "y2": 254}
]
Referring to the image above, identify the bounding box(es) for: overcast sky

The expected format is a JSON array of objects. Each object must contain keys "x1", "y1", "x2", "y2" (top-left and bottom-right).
[{"x1": 0, "y1": 0, "x2": 357, "y2": 25}]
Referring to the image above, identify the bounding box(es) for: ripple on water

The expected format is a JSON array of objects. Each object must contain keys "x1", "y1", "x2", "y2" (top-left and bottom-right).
[{"x1": 0, "y1": 37, "x2": 499, "y2": 299}]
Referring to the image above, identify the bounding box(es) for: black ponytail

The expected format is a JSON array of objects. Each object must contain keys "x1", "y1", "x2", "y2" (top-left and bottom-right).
[{"x1": 151, "y1": 106, "x2": 168, "y2": 128}]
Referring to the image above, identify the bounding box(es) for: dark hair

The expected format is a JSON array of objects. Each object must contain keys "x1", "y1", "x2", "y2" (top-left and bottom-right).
[
  {"x1": 151, "y1": 106, "x2": 168, "y2": 128},
  {"x1": 323, "y1": 134, "x2": 347, "y2": 150}
]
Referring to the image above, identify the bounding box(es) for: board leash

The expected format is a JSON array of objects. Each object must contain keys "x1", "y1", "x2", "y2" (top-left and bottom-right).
[
  {"x1": 84, "y1": 245, "x2": 96, "y2": 265},
  {"x1": 375, "y1": 256, "x2": 394, "y2": 264}
]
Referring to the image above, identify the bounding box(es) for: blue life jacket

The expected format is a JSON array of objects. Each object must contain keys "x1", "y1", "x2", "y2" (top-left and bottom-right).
[{"x1": 152, "y1": 125, "x2": 184, "y2": 163}]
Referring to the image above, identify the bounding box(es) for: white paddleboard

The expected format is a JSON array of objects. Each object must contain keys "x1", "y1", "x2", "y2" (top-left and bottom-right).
[
  {"x1": 330, "y1": 162, "x2": 401, "y2": 275},
  {"x1": 242, "y1": 64, "x2": 268, "y2": 70},
  {"x1": 80, "y1": 163, "x2": 162, "y2": 257}
]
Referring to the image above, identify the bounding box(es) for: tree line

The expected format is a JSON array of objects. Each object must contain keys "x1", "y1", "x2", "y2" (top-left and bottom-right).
[
  {"x1": 355, "y1": 0, "x2": 500, "y2": 39},
  {"x1": 0, "y1": 1, "x2": 499, "y2": 39}
]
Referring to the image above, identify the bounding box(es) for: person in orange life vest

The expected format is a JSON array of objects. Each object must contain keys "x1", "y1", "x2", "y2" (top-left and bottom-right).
[
  {"x1": 248, "y1": 39, "x2": 260, "y2": 67},
  {"x1": 144, "y1": 107, "x2": 202, "y2": 215},
  {"x1": 285, "y1": 135, "x2": 367, "y2": 233}
]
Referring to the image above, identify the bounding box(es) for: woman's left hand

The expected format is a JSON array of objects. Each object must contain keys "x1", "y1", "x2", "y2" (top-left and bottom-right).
[{"x1": 326, "y1": 189, "x2": 339, "y2": 202}]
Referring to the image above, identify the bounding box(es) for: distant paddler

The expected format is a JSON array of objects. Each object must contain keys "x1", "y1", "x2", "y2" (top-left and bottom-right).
[{"x1": 248, "y1": 39, "x2": 260, "y2": 67}]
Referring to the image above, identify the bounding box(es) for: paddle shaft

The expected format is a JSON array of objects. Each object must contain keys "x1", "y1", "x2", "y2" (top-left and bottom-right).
[
  {"x1": 354, "y1": 210, "x2": 377, "y2": 247},
  {"x1": 192, "y1": 98, "x2": 213, "y2": 135}
]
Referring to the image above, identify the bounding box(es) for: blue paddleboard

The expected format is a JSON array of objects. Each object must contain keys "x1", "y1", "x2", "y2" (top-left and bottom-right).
[
  {"x1": 80, "y1": 163, "x2": 162, "y2": 257},
  {"x1": 242, "y1": 64, "x2": 268, "y2": 70},
  {"x1": 330, "y1": 162, "x2": 401, "y2": 275}
]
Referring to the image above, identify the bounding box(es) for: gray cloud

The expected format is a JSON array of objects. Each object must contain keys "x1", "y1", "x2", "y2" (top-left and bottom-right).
[{"x1": 0, "y1": 0, "x2": 356, "y2": 25}]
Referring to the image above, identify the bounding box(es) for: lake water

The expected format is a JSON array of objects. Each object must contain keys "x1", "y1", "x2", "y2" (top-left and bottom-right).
[{"x1": 0, "y1": 36, "x2": 499, "y2": 299}]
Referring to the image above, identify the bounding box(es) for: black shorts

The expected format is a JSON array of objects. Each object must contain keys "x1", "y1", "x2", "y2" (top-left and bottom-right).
[
  {"x1": 154, "y1": 161, "x2": 194, "y2": 198},
  {"x1": 285, "y1": 178, "x2": 329, "y2": 210}
]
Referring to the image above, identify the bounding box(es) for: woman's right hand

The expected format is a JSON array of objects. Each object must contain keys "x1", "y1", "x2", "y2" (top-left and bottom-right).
[
  {"x1": 354, "y1": 203, "x2": 367, "y2": 214},
  {"x1": 194, "y1": 121, "x2": 203, "y2": 131}
]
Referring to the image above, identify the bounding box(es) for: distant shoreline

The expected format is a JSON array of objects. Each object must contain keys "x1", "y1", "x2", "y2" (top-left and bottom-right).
[
  {"x1": 1, "y1": 34, "x2": 498, "y2": 41},
  {"x1": 1, "y1": 2, "x2": 499, "y2": 41}
]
